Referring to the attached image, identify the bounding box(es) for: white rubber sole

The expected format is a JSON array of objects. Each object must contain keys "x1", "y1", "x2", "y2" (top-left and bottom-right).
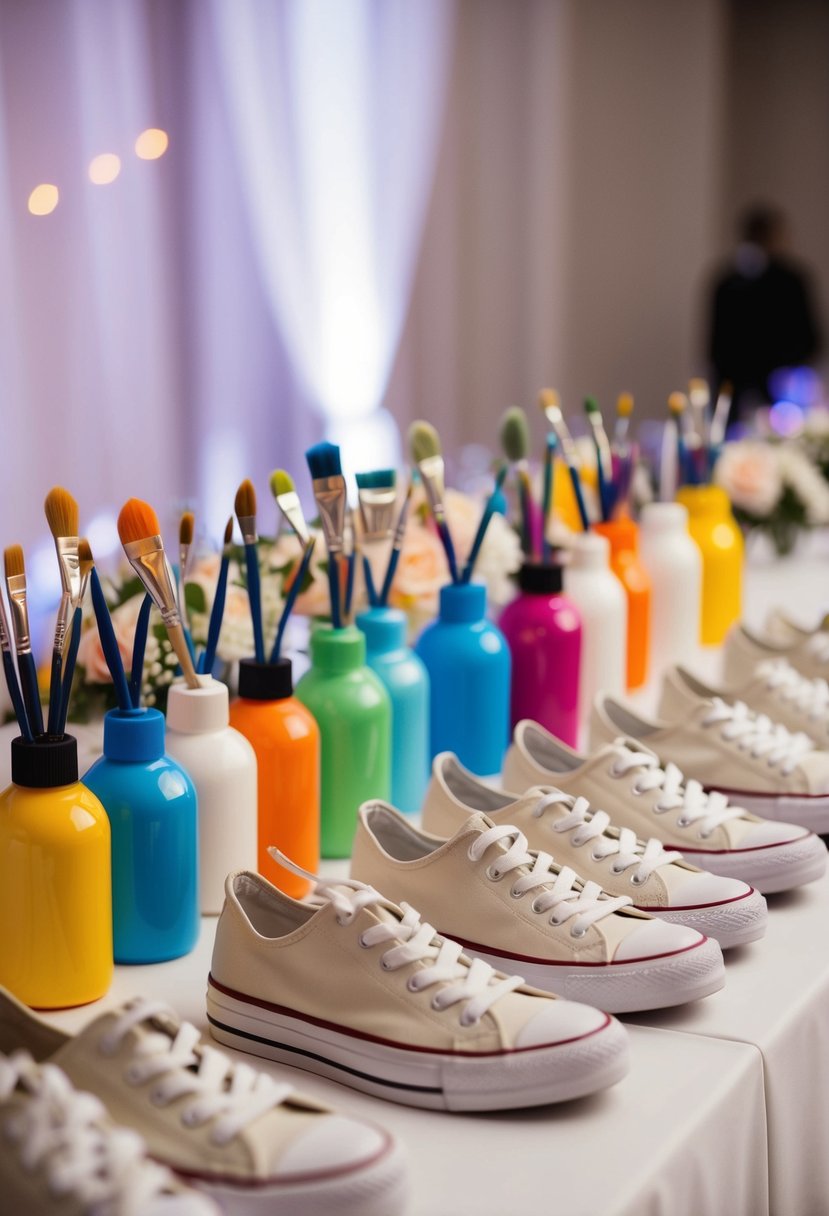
[
  {"x1": 455, "y1": 936, "x2": 725, "y2": 1013},
  {"x1": 188, "y1": 1140, "x2": 409, "y2": 1216},
  {"x1": 644, "y1": 888, "x2": 767, "y2": 949},
  {"x1": 676, "y1": 833, "x2": 827, "y2": 895},
  {"x1": 206, "y1": 980, "x2": 630, "y2": 1112},
  {"x1": 707, "y1": 787, "x2": 829, "y2": 834}
]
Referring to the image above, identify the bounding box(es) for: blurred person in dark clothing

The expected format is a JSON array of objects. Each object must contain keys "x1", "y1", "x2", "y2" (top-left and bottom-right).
[{"x1": 708, "y1": 203, "x2": 822, "y2": 424}]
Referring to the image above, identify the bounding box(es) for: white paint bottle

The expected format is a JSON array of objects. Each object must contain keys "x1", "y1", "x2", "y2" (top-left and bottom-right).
[
  {"x1": 165, "y1": 677, "x2": 258, "y2": 914},
  {"x1": 564, "y1": 533, "x2": 627, "y2": 741},
  {"x1": 639, "y1": 502, "x2": 703, "y2": 677}
]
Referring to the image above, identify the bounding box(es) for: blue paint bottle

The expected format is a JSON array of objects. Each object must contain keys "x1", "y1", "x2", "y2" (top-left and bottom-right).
[
  {"x1": 83, "y1": 707, "x2": 199, "y2": 964},
  {"x1": 415, "y1": 582, "x2": 511, "y2": 777},
  {"x1": 357, "y1": 606, "x2": 430, "y2": 814}
]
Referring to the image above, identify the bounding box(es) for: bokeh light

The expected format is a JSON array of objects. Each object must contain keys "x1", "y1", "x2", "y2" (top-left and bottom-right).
[
  {"x1": 27, "y1": 183, "x2": 59, "y2": 215},
  {"x1": 135, "y1": 128, "x2": 169, "y2": 160},
  {"x1": 88, "y1": 153, "x2": 121, "y2": 185}
]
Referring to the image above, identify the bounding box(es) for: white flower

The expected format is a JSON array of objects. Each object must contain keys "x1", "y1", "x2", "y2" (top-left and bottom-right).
[
  {"x1": 713, "y1": 441, "x2": 782, "y2": 518},
  {"x1": 778, "y1": 443, "x2": 829, "y2": 525}
]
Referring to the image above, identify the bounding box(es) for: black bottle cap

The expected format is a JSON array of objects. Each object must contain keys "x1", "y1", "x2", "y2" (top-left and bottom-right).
[
  {"x1": 518, "y1": 561, "x2": 564, "y2": 595},
  {"x1": 11, "y1": 735, "x2": 79, "y2": 789},
  {"x1": 237, "y1": 657, "x2": 293, "y2": 702}
]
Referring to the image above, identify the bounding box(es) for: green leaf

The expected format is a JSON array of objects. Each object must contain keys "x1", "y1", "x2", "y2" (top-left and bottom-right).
[{"x1": 184, "y1": 582, "x2": 207, "y2": 615}]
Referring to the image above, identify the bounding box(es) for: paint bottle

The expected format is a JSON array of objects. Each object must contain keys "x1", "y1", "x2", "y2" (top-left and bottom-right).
[
  {"x1": 166, "y1": 676, "x2": 258, "y2": 915},
  {"x1": 592, "y1": 519, "x2": 651, "y2": 690},
  {"x1": 83, "y1": 708, "x2": 199, "y2": 964},
  {"x1": 229, "y1": 658, "x2": 320, "y2": 897},
  {"x1": 0, "y1": 735, "x2": 112, "y2": 1008},
  {"x1": 676, "y1": 485, "x2": 743, "y2": 645},
  {"x1": 563, "y1": 533, "x2": 627, "y2": 734},
  {"x1": 415, "y1": 582, "x2": 511, "y2": 777},
  {"x1": 357, "y1": 606, "x2": 430, "y2": 814},
  {"x1": 499, "y1": 562, "x2": 582, "y2": 747},
  {"x1": 640, "y1": 501, "x2": 703, "y2": 673},
  {"x1": 295, "y1": 627, "x2": 391, "y2": 859}
]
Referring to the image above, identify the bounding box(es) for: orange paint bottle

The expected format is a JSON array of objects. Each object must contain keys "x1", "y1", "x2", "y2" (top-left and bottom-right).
[
  {"x1": 228, "y1": 658, "x2": 320, "y2": 900},
  {"x1": 592, "y1": 518, "x2": 651, "y2": 690}
]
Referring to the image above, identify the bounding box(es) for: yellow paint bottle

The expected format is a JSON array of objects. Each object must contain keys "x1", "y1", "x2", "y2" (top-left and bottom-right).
[
  {"x1": 0, "y1": 736, "x2": 113, "y2": 1008},
  {"x1": 676, "y1": 485, "x2": 744, "y2": 646}
]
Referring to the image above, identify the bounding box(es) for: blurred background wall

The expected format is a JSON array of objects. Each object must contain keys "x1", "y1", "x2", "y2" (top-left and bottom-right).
[{"x1": 0, "y1": 0, "x2": 826, "y2": 564}]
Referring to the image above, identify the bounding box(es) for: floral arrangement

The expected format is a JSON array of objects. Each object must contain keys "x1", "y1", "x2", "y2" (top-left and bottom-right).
[
  {"x1": 66, "y1": 487, "x2": 521, "y2": 719},
  {"x1": 713, "y1": 439, "x2": 829, "y2": 556}
]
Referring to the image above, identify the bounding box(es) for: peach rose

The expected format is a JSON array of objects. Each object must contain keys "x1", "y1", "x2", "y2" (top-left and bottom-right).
[
  {"x1": 389, "y1": 524, "x2": 450, "y2": 618},
  {"x1": 714, "y1": 442, "x2": 782, "y2": 517},
  {"x1": 76, "y1": 593, "x2": 144, "y2": 683}
]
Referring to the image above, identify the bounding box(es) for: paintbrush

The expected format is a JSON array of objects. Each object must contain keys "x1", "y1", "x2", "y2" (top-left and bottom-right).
[
  {"x1": 356, "y1": 469, "x2": 396, "y2": 608},
  {"x1": 537, "y1": 389, "x2": 589, "y2": 530},
  {"x1": 541, "y1": 434, "x2": 556, "y2": 562},
  {"x1": 305, "y1": 441, "x2": 347, "y2": 629},
  {"x1": 584, "y1": 398, "x2": 613, "y2": 521},
  {"x1": 462, "y1": 464, "x2": 509, "y2": 582},
  {"x1": 269, "y1": 469, "x2": 310, "y2": 545},
  {"x1": 129, "y1": 594, "x2": 152, "y2": 707},
  {"x1": 178, "y1": 509, "x2": 194, "y2": 618},
  {"x1": 668, "y1": 392, "x2": 691, "y2": 485},
  {"x1": 234, "y1": 480, "x2": 265, "y2": 663},
  {"x1": 4, "y1": 545, "x2": 44, "y2": 737},
  {"x1": 58, "y1": 538, "x2": 93, "y2": 731},
  {"x1": 709, "y1": 380, "x2": 732, "y2": 470},
  {"x1": 408, "y1": 421, "x2": 459, "y2": 582},
  {"x1": 344, "y1": 509, "x2": 358, "y2": 622},
  {"x1": 379, "y1": 479, "x2": 414, "y2": 606},
  {"x1": 0, "y1": 579, "x2": 32, "y2": 742},
  {"x1": 87, "y1": 562, "x2": 133, "y2": 711},
  {"x1": 688, "y1": 379, "x2": 710, "y2": 483},
  {"x1": 500, "y1": 407, "x2": 534, "y2": 555},
  {"x1": 43, "y1": 488, "x2": 80, "y2": 736},
  {"x1": 117, "y1": 498, "x2": 200, "y2": 689},
  {"x1": 200, "y1": 516, "x2": 234, "y2": 675},
  {"x1": 614, "y1": 392, "x2": 634, "y2": 448},
  {"x1": 270, "y1": 536, "x2": 317, "y2": 662}
]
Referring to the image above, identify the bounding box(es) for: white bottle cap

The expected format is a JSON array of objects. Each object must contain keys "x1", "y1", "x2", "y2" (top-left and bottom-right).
[
  {"x1": 569, "y1": 533, "x2": 611, "y2": 569},
  {"x1": 640, "y1": 502, "x2": 689, "y2": 533},
  {"x1": 166, "y1": 676, "x2": 229, "y2": 735}
]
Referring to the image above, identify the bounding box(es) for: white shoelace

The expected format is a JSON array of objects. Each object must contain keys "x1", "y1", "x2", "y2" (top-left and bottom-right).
[
  {"x1": 467, "y1": 823, "x2": 631, "y2": 931},
  {"x1": 759, "y1": 659, "x2": 829, "y2": 726},
  {"x1": 531, "y1": 792, "x2": 680, "y2": 885},
  {"x1": 701, "y1": 697, "x2": 813, "y2": 776},
  {"x1": 608, "y1": 749, "x2": 745, "y2": 838},
  {"x1": 0, "y1": 1050, "x2": 175, "y2": 1214},
  {"x1": 271, "y1": 850, "x2": 524, "y2": 1025},
  {"x1": 98, "y1": 1000, "x2": 294, "y2": 1146}
]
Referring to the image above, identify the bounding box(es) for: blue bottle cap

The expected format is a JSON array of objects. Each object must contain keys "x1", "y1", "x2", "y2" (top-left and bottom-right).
[
  {"x1": 439, "y1": 581, "x2": 486, "y2": 623},
  {"x1": 103, "y1": 708, "x2": 166, "y2": 763},
  {"x1": 356, "y1": 607, "x2": 407, "y2": 654}
]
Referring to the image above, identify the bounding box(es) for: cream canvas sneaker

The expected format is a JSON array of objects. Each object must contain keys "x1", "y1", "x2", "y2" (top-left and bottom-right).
[
  {"x1": 505, "y1": 719, "x2": 825, "y2": 894},
  {"x1": 0, "y1": 987, "x2": 407, "y2": 1216},
  {"x1": 424, "y1": 752, "x2": 764, "y2": 949},
  {"x1": 723, "y1": 625, "x2": 829, "y2": 745},
  {"x1": 592, "y1": 685, "x2": 829, "y2": 834},
  {"x1": 352, "y1": 801, "x2": 725, "y2": 1011},
  {"x1": 207, "y1": 860, "x2": 630, "y2": 1110},
  {"x1": 0, "y1": 1049, "x2": 219, "y2": 1216},
  {"x1": 764, "y1": 610, "x2": 829, "y2": 677}
]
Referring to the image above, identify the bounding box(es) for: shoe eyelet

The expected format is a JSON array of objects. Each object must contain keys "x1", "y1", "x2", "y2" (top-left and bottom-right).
[
  {"x1": 467, "y1": 846, "x2": 479, "y2": 862},
  {"x1": 430, "y1": 996, "x2": 444, "y2": 1012},
  {"x1": 486, "y1": 864, "x2": 503, "y2": 882},
  {"x1": 549, "y1": 914, "x2": 564, "y2": 927},
  {"x1": 571, "y1": 835, "x2": 587, "y2": 848},
  {"x1": 459, "y1": 1011, "x2": 477, "y2": 1028},
  {"x1": 570, "y1": 925, "x2": 587, "y2": 939},
  {"x1": 181, "y1": 1108, "x2": 200, "y2": 1128},
  {"x1": 124, "y1": 1065, "x2": 144, "y2": 1085},
  {"x1": 530, "y1": 897, "x2": 544, "y2": 914},
  {"x1": 97, "y1": 1035, "x2": 118, "y2": 1057},
  {"x1": 698, "y1": 831, "x2": 711, "y2": 841},
  {"x1": 676, "y1": 816, "x2": 690, "y2": 828},
  {"x1": 653, "y1": 803, "x2": 668, "y2": 814},
  {"x1": 149, "y1": 1087, "x2": 168, "y2": 1106},
  {"x1": 406, "y1": 975, "x2": 420, "y2": 993},
  {"x1": 510, "y1": 885, "x2": 525, "y2": 899},
  {"x1": 630, "y1": 873, "x2": 645, "y2": 886},
  {"x1": 380, "y1": 957, "x2": 393, "y2": 971},
  {"x1": 358, "y1": 933, "x2": 371, "y2": 948},
  {"x1": 608, "y1": 762, "x2": 625, "y2": 778},
  {"x1": 631, "y1": 782, "x2": 645, "y2": 796},
  {"x1": 610, "y1": 863, "x2": 625, "y2": 876},
  {"x1": 590, "y1": 849, "x2": 603, "y2": 862}
]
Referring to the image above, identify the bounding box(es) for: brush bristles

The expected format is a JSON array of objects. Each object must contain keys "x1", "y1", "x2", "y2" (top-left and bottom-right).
[
  {"x1": 584, "y1": 396, "x2": 601, "y2": 416},
  {"x1": 270, "y1": 469, "x2": 294, "y2": 498},
  {"x1": 356, "y1": 469, "x2": 396, "y2": 490},
  {"x1": 4, "y1": 544, "x2": 24, "y2": 579},
  {"x1": 223, "y1": 516, "x2": 234, "y2": 546},
  {"x1": 44, "y1": 487, "x2": 79, "y2": 539},
  {"x1": 409, "y1": 421, "x2": 441, "y2": 464},
  {"x1": 616, "y1": 392, "x2": 634, "y2": 417},
  {"x1": 538, "y1": 388, "x2": 560, "y2": 413},
  {"x1": 235, "y1": 479, "x2": 257, "y2": 520},
  {"x1": 118, "y1": 499, "x2": 161, "y2": 545},
  {"x1": 78, "y1": 538, "x2": 93, "y2": 575},
  {"x1": 305, "y1": 442, "x2": 343, "y2": 481},
  {"x1": 179, "y1": 511, "x2": 194, "y2": 547},
  {"x1": 667, "y1": 392, "x2": 688, "y2": 415},
  {"x1": 500, "y1": 407, "x2": 530, "y2": 462}
]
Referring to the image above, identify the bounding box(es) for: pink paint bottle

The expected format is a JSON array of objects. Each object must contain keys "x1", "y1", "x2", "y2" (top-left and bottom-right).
[{"x1": 499, "y1": 561, "x2": 582, "y2": 747}]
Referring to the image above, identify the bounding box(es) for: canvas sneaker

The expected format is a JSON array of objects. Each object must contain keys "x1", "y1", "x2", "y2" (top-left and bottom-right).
[
  {"x1": 0, "y1": 986, "x2": 407, "y2": 1216},
  {"x1": 352, "y1": 800, "x2": 725, "y2": 1012},
  {"x1": 592, "y1": 684, "x2": 829, "y2": 834},
  {"x1": 0, "y1": 1049, "x2": 219, "y2": 1216},
  {"x1": 723, "y1": 625, "x2": 829, "y2": 745},
  {"x1": 424, "y1": 751, "x2": 764, "y2": 948},
  {"x1": 505, "y1": 718, "x2": 825, "y2": 895},
  {"x1": 764, "y1": 609, "x2": 829, "y2": 677},
  {"x1": 207, "y1": 858, "x2": 631, "y2": 1110}
]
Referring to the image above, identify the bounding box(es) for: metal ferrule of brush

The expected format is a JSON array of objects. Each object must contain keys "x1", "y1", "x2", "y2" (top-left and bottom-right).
[
  {"x1": 124, "y1": 536, "x2": 182, "y2": 626},
  {"x1": 312, "y1": 476, "x2": 347, "y2": 555},
  {"x1": 417, "y1": 455, "x2": 447, "y2": 519},
  {"x1": 278, "y1": 493, "x2": 310, "y2": 546},
  {"x1": 55, "y1": 537, "x2": 82, "y2": 606},
  {"x1": 237, "y1": 515, "x2": 258, "y2": 546},
  {"x1": 358, "y1": 491, "x2": 397, "y2": 544},
  {"x1": 6, "y1": 576, "x2": 32, "y2": 653},
  {"x1": 53, "y1": 593, "x2": 71, "y2": 651}
]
